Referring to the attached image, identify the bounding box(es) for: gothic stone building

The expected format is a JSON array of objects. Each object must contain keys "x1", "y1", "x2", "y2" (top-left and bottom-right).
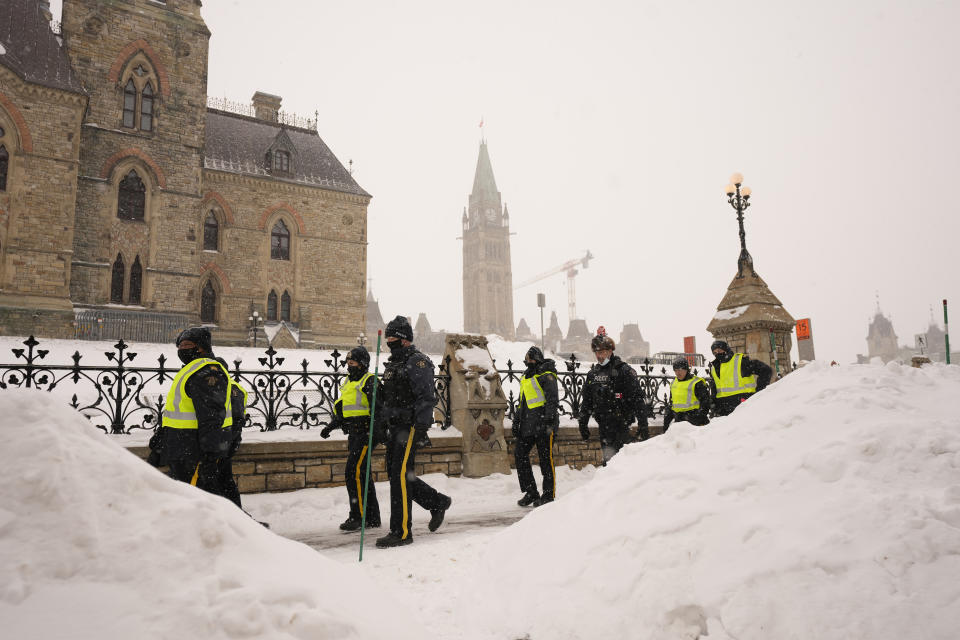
[
  {"x1": 461, "y1": 141, "x2": 514, "y2": 339},
  {"x1": 0, "y1": 0, "x2": 370, "y2": 347}
]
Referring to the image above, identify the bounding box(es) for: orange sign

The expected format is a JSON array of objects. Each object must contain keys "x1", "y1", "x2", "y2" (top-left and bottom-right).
[{"x1": 796, "y1": 318, "x2": 811, "y2": 340}]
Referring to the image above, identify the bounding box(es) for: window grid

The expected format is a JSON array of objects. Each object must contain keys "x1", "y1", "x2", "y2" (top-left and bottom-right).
[
  {"x1": 203, "y1": 212, "x2": 219, "y2": 251},
  {"x1": 117, "y1": 170, "x2": 146, "y2": 221},
  {"x1": 281, "y1": 290, "x2": 291, "y2": 322},
  {"x1": 267, "y1": 290, "x2": 278, "y2": 322},
  {"x1": 200, "y1": 281, "x2": 217, "y2": 323},
  {"x1": 271, "y1": 220, "x2": 290, "y2": 260}
]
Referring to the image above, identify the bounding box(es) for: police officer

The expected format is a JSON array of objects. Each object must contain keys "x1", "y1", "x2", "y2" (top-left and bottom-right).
[
  {"x1": 205, "y1": 356, "x2": 248, "y2": 508},
  {"x1": 708, "y1": 340, "x2": 772, "y2": 416},
  {"x1": 376, "y1": 316, "x2": 452, "y2": 548},
  {"x1": 320, "y1": 345, "x2": 385, "y2": 531},
  {"x1": 578, "y1": 331, "x2": 649, "y2": 463},
  {"x1": 513, "y1": 346, "x2": 559, "y2": 507},
  {"x1": 663, "y1": 357, "x2": 711, "y2": 431},
  {"x1": 151, "y1": 327, "x2": 233, "y2": 493}
]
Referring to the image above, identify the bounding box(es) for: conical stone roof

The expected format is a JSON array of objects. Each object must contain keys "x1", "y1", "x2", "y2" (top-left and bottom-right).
[{"x1": 707, "y1": 270, "x2": 794, "y2": 336}]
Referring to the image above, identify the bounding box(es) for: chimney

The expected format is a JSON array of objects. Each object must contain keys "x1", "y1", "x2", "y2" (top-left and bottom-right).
[
  {"x1": 39, "y1": 0, "x2": 52, "y2": 22},
  {"x1": 251, "y1": 91, "x2": 282, "y2": 123}
]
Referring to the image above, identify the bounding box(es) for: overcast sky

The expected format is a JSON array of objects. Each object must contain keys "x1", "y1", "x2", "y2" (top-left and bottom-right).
[{"x1": 54, "y1": 0, "x2": 960, "y2": 363}]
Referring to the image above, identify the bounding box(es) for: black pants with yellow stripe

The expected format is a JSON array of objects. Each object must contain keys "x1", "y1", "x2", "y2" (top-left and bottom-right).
[
  {"x1": 386, "y1": 428, "x2": 448, "y2": 540},
  {"x1": 345, "y1": 430, "x2": 381, "y2": 524},
  {"x1": 515, "y1": 431, "x2": 556, "y2": 500}
]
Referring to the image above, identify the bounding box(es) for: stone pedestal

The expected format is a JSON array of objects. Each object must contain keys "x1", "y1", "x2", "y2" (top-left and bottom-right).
[
  {"x1": 707, "y1": 270, "x2": 795, "y2": 375},
  {"x1": 442, "y1": 333, "x2": 511, "y2": 477}
]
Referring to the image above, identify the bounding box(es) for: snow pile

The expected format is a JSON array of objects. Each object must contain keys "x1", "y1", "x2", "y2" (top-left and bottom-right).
[
  {"x1": 0, "y1": 391, "x2": 424, "y2": 640},
  {"x1": 472, "y1": 361, "x2": 960, "y2": 640}
]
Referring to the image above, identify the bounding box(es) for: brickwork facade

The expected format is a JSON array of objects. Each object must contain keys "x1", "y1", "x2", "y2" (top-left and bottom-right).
[{"x1": 0, "y1": 0, "x2": 369, "y2": 346}]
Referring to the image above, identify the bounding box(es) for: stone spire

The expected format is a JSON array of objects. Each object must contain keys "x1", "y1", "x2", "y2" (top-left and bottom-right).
[{"x1": 470, "y1": 141, "x2": 500, "y2": 212}]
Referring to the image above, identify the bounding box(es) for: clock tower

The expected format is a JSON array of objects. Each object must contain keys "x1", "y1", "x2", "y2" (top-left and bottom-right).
[{"x1": 461, "y1": 141, "x2": 515, "y2": 338}]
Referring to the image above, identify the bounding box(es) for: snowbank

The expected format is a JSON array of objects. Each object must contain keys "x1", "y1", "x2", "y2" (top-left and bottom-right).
[
  {"x1": 471, "y1": 361, "x2": 960, "y2": 640},
  {"x1": 0, "y1": 391, "x2": 424, "y2": 639}
]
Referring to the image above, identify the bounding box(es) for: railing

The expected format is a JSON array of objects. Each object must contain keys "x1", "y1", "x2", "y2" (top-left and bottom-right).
[
  {"x1": 0, "y1": 336, "x2": 451, "y2": 435},
  {"x1": 206, "y1": 97, "x2": 318, "y2": 131},
  {"x1": 496, "y1": 354, "x2": 713, "y2": 424},
  {"x1": 73, "y1": 309, "x2": 190, "y2": 343}
]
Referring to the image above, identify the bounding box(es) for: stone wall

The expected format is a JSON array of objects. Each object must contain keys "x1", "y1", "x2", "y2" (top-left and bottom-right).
[{"x1": 126, "y1": 425, "x2": 667, "y2": 494}]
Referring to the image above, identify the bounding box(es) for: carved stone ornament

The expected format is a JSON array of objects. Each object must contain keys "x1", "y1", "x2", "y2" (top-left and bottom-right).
[
  {"x1": 84, "y1": 15, "x2": 105, "y2": 35},
  {"x1": 476, "y1": 419, "x2": 494, "y2": 441}
]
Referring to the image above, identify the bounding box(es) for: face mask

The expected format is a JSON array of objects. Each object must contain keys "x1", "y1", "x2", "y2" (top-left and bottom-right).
[
  {"x1": 387, "y1": 340, "x2": 404, "y2": 353},
  {"x1": 347, "y1": 364, "x2": 365, "y2": 378},
  {"x1": 178, "y1": 347, "x2": 201, "y2": 365},
  {"x1": 715, "y1": 351, "x2": 732, "y2": 363},
  {"x1": 599, "y1": 357, "x2": 610, "y2": 366}
]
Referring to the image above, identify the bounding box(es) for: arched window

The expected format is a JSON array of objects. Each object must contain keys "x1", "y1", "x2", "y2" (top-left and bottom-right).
[
  {"x1": 271, "y1": 220, "x2": 290, "y2": 260},
  {"x1": 122, "y1": 79, "x2": 137, "y2": 128},
  {"x1": 200, "y1": 281, "x2": 217, "y2": 323},
  {"x1": 203, "y1": 212, "x2": 219, "y2": 251},
  {"x1": 140, "y1": 82, "x2": 154, "y2": 131},
  {"x1": 110, "y1": 254, "x2": 125, "y2": 303},
  {"x1": 281, "y1": 290, "x2": 291, "y2": 322},
  {"x1": 129, "y1": 256, "x2": 143, "y2": 304},
  {"x1": 117, "y1": 170, "x2": 146, "y2": 221},
  {"x1": 266, "y1": 290, "x2": 278, "y2": 322},
  {"x1": 0, "y1": 144, "x2": 8, "y2": 191}
]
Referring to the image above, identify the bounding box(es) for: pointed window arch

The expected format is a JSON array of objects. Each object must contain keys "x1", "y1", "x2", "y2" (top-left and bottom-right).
[
  {"x1": 281, "y1": 290, "x2": 291, "y2": 322},
  {"x1": 110, "y1": 254, "x2": 125, "y2": 303},
  {"x1": 271, "y1": 220, "x2": 290, "y2": 260},
  {"x1": 140, "y1": 82, "x2": 154, "y2": 131},
  {"x1": 117, "y1": 170, "x2": 146, "y2": 220},
  {"x1": 129, "y1": 256, "x2": 143, "y2": 304},
  {"x1": 203, "y1": 211, "x2": 219, "y2": 251},
  {"x1": 266, "y1": 290, "x2": 278, "y2": 322},
  {"x1": 200, "y1": 280, "x2": 217, "y2": 323},
  {"x1": 123, "y1": 79, "x2": 137, "y2": 128}
]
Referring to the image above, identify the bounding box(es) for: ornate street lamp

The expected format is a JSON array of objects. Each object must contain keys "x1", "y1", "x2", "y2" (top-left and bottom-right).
[
  {"x1": 357, "y1": 332, "x2": 367, "y2": 346},
  {"x1": 248, "y1": 310, "x2": 263, "y2": 347},
  {"x1": 724, "y1": 173, "x2": 756, "y2": 279}
]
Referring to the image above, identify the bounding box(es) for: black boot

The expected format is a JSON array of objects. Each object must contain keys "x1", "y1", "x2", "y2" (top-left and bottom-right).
[
  {"x1": 339, "y1": 517, "x2": 362, "y2": 531},
  {"x1": 375, "y1": 532, "x2": 413, "y2": 548},
  {"x1": 533, "y1": 496, "x2": 554, "y2": 507},
  {"x1": 428, "y1": 495, "x2": 452, "y2": 532},
  {"x1": 517, "y1": 492, "x2": 540, "y2": 507}
]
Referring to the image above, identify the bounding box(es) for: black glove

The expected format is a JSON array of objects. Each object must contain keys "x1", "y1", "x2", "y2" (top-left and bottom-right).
[
  {"x1": 511, "y1": 422, "x2": 519, "y2": 438},
  {"x1": 320, "y1": 425, "x2": 334, "y2": 439},
  {"x1": 414, "y1": 426, "x2": 432, "y2": 448},
  {"x1": 663, "y1": 411, "x2": 673, "y2": 431},
  {"x1": 578, "y1": 421, "x2": 590, "y2": 441},
  {"x1": 227, "y1": 435, "x2": 241, "y2": 457},
  {"x1": 547, "y1": 415, "x2": 559, "y2": 432}
]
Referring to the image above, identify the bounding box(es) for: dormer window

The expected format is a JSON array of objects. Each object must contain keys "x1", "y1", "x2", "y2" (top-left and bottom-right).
[{"x1": 274, "y1": 150, "x2": 290, "y2": 173}]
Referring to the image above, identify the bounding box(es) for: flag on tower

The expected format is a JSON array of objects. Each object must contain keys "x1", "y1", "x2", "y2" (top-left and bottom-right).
[{"x1": 479, "y1": 116, "x2": 484, "y2": 128}]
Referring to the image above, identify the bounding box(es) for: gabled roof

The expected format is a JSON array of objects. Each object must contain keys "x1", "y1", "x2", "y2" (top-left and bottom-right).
[
  {"x1": 706, "y1": 270, "x2": 795, "y2": 334},
  {"x1": 0, "y1": 0, "x2": 85, "y2": 95},
  {"x1": 203, "y1": 109, "x2": 370, "y2": 197}
]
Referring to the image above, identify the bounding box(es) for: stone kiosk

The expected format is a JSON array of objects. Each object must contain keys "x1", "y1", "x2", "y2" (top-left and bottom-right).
[{"x1": 442, "y1": 333, "x2": 512, "y2": 477}]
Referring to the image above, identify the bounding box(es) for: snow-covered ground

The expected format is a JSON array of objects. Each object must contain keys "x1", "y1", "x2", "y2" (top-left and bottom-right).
[{"x1": 2, "y1": 360, "x2": 959, "y2": 639}]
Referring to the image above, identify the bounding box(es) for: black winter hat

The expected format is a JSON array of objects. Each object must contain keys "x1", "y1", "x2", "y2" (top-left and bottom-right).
[
  {"x1": 710, "y1": 340, "x2": 731, "y2": 355},
  {"x1": 384, "y1": 315, "x2": 414, "y2": 342},
  {"x1": 672, "y1": 357, "x2": 690, "y2": 371},
  {"x1": 346, "y1": 346, "x2": 370, "y2": 370},
  {"x1": 176, "y1": 326, "x2": 212, "y2": 352},
  {"x1": 525, "y1": 346, "x2": 544, "y2": 363}
]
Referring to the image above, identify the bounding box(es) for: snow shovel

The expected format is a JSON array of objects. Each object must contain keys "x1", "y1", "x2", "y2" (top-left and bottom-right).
[{"x1": 358, "y1": 330, "x2": 382, "y2": 562}]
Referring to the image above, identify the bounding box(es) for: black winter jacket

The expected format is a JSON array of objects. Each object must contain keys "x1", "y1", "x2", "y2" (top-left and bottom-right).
[
  {"x1": 381, "y1": 344, "x2": 436, "y2": 433},
  {"x1": 513, "y1": 359, "x2": 559, "y2": 440},
  {"x1": 663, "y1": 376, "x2": 711, "y2": 429},
  {"x1": 579, "y1": 355, "x2": 648, "y2": 431},
  {"x1": 708, "y1": 354, "x2": 772, "y2": 416},
  {"x1": 330, "y1": 372, "x2": 387, "y2": 445}
]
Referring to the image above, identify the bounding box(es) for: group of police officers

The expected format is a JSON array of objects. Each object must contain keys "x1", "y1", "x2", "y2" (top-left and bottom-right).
[{"x1": 149, "y1": 320, "x2": 771, "y2": 548}]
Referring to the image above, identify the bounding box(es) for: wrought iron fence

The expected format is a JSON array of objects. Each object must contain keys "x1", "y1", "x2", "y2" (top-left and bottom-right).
[
  {"x1": 496, "y1": 354, "x2": 713, "y2": 424},
  {"x1": 0, "y1": 336, "x2": 452, "y2": 435}
]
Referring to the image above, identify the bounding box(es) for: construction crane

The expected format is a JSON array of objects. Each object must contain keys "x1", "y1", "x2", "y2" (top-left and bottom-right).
[{"x1": 515, "y1": 250, "x2": 594, "y2": 321}]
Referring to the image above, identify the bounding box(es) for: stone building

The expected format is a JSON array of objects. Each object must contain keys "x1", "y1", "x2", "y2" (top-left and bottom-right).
[
  {"x1": 618, "y1": 323, "x2": 650, "y2": 361},
  {"x1": 461, "y1": 140, "x2": 514, "y2": 339},
  {"x1": 855, "y1": 306, "x2": 914, "y2": 364},
  {"x1": 544, "y1": 310, "x2": 563, "y2": 353},
  {"x1": 515, "y1": 317, "x2": 536, "y2": 342},
  {"x1": 0, "y1": 0, "x2": 370, "y2": 347}
]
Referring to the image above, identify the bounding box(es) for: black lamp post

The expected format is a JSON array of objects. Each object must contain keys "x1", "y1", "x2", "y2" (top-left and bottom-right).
[
  {"x1": 248, "y1": 310, "x2": 263, "y2": 347},
  {"x1": 724, "y1": 172, "x2": 756, "y2": 279}
]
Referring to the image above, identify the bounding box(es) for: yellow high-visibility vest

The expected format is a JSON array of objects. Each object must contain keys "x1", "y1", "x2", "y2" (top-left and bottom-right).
[
  {"x1": 520, "y1": 372, "x2": 555, "y2": 409},
  {"x1": 339, "y1": 373, "x2": 373, "y2": 417},
  {"x1": 670, "y1": 376, "x2": 705, "y2": 412},
  {"x1": 710, "y1": 354, "x2": 757, "y2": 398},
  {"x1": 161, "y1": 358, "x2": 233, "y2": 430}
]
